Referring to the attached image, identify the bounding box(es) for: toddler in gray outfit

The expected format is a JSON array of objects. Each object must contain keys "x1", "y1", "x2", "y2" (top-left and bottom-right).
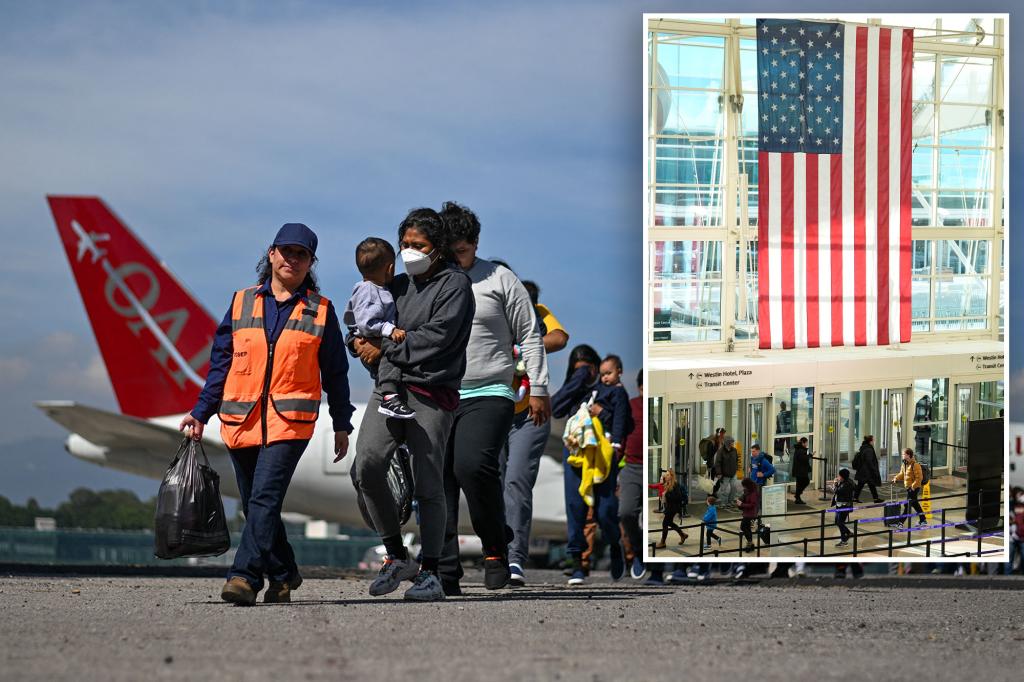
[{"x1": 343, "y1": 238, "x2": 415, "y2": 419}]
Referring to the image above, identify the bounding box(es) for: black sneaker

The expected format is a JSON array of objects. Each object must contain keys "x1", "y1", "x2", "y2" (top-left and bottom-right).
[
  {"x1": 483, "y1": 555, "x2": 510, "y2": 590},
  {"x1": 378, "y1": 394, "x2": 416, "y2": 419}
]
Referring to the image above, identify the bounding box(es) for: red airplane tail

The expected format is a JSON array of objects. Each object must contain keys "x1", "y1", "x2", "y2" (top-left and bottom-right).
[{"x1": 48, "y1": 196, "x2": 216, "y2": 419}]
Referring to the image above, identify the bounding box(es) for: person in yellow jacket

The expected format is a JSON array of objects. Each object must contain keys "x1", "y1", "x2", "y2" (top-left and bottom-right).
[
  {"x1": 180, "y1": 223, "x2": 354, "y2": 606},
  {"x1": 892, "y1": 448, "x2": 928, "y2": 527}
]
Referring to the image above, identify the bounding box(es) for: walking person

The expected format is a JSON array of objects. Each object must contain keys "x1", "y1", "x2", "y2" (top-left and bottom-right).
[
  {"x1": 351, "y1": 207, "x2": 475, "y2": 602},
  {"x1": 852, "y1": 435, "x2": 884, "y2": 503},
  {"x1": 180, "y1": 223, "x2": 355, "y2": 606},
  {"x1": 553, "y1": 344, "x2": 632, "y2": 585},
  {"x1": 832, "y1": 468, "x2": 856, "y2": 547},
  {"x1": 500, "y1": 279, "x2": 568, "y2": 587},
  {"x1": 737, "y1": 478, "x2": 759, "y2": 552},
  {"x1": 749, "y1": 444, "x2": 775, "y2": 488},
  {"x1": 791, "y1": 436, "x2": 811, "y2": 505},
  {"x1": 655, "y1": 470, "x2": 688, "y2": 549},
  {"x1": 712, "y1": 436, "x2": 740, "y2": 505},
  {"x1": 702, "y1": 495, "x2": 722, "y2": 550},
  {"x1": 892, "y1": 448, "x2": 929, "y2": 528},
  {"x1": 438, "y1": 201, "x2": 550, "y2": 594},
  {"x1": 619, "y1": 369, "x2": 647, "y2": 580}
]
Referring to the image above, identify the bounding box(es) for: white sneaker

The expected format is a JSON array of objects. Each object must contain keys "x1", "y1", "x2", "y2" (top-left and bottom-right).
[
  {"x1": 368, "y1": 556, "x2": 418, "y2": 596},
  {"x1": 509, "y1": 563, "x2": 526, "y2": 587},
  {"x1": 404, "y1": 570, "x2": 445, "y2": 601},
  {"x1": 685, "y1": 567, "x2": 700, "y2": 579}
]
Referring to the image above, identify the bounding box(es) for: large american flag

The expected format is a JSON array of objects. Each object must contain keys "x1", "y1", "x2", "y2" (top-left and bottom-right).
[{"x1": 757, "y1": 19, "x2": 913, "y2": 349}]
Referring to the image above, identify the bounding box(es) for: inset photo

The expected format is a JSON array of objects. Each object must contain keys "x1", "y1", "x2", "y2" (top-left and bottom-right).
[{"x1": 643, "y1": 15, "x2": 1008, "y2": 561}]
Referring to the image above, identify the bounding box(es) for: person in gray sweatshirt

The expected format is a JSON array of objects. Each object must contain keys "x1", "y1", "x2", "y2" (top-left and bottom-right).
[
  {"x1": 351, "y1": 207, "x2": 475, "y2": 602},
  {"x1": 437, "y1": 201, "x2": 550, "y2": 594}
]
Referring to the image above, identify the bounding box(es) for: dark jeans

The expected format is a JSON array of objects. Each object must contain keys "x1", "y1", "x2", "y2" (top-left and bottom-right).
[
  {"x1": 740, "y1": 518, "x2": 754, "y2": 545},
  {"x1": 440, "y1": 397, "x2": 515, "y2": 583},
  {"x1": 906, "y1": 487, "x2": 927, "y2": 524},
  {"x1": 854, "y1": 480, "x2": 879, "y2": 501},
  {"x1": 835, "y1": 510, "x2": 852, "y2": 541},
  {"x1": 227, "y1": 439, "x2": 308, "y2": 591},
  {"x1": 794, "y1": 475, "x2": 810, "y2": 500},
  {"x1": 660, "y1": 511, "x2": 686, "y2": 544},
  {"x1": 563, "y1": 451, "x2": 621, "y2": 558}
]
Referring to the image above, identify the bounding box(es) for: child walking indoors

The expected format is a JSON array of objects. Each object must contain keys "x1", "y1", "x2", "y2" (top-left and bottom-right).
[
  {"x1": 656, "y1": 470, "x2": 688, "y2": 549},
  {"x1": 702, "y1": 495, "x2": 722, "y2": 550},
  {"x1": 343, "y1": 237, "x2": 414, "y2": 419}
]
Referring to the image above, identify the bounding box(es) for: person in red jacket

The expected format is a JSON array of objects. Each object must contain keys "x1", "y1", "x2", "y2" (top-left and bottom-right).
[{"x1": 737, "y1": 478, "x2": 759, "y2": 552}]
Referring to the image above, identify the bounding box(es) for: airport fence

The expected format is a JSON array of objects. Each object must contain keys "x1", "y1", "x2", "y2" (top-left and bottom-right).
[
  {"x1": 0, "y1": 527, "x2": 380, "y2": 568},
  {"x1": 648, "y1": 486, "x2": 1005, "y2": 559}
]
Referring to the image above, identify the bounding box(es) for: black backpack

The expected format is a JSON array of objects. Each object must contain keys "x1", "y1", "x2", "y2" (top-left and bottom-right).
[{"x1": 919, "y1": 463, "x2": 930, "y2": 486}]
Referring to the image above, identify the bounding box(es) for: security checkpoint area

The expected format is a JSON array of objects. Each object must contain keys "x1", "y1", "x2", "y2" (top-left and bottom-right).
[{"x1": 643, "y1": 17, "x2": 1006, "y2": 561}]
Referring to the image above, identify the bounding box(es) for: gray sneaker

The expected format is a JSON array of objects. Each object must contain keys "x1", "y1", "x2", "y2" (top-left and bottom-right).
[
  {"x1": 368, "y1": 556, "x2": 419, "y2": 596},
  {"x1": 403, "y1": 570, "x2": 445, "y2": 602}
]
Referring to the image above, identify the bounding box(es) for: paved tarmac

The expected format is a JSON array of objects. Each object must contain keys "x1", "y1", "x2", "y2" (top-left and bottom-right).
[{"x1": 1, "y1": 569, "x2": 1022, "y2": 681}]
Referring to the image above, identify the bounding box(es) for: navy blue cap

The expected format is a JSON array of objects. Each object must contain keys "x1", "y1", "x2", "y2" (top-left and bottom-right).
[{"x1": 273, "y1": 223, "x2": 318, "y2": 256}]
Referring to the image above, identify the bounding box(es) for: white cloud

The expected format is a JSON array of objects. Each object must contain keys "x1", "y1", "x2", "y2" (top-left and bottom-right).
[{"x1": 0, "y1": 357, "x2": 30, "y2": 384}]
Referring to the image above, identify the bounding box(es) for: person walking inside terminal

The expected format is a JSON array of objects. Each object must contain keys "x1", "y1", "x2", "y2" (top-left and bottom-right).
[
  {"x1": 702, "y1": 495, "x2": 721, "y2": 549},
  {"x1": 713, "y1": 435, "x2": 740, "y2": 506},
  {"x1": 655, "y1": 470, "x2": 688, "y2": 549},
  {"x1": 833, "y1": 469, "x2": 856, "y2": 547},
  {"x1": 892, "y1": 448, "x2": 929, "y2": 528},
  {"x1": 180, "y1": 223, "x2": 355, "y2": 606},
  {"x1": 791, "y1": 436, "x2": 811, "y2": 505},
  {"x1": 437, "y1": 201, "x2": 549, "y2": 594},
  {"x1": 699, "y1": 428, "x2": 725, "y2": 482},
  {"x1": 737, "y1": 478, "x2": 759, "y2": 552},
  {"x1": 749, "y1": 444, "x2": 775, "y2": 487},
  {"x1": 553, "y1": 344, "x2": 632, "y2": 585},
  {"x1": 351, "y1": 208, "x2": 474, "y2": 602},
  {"x1": 852, "y1": 435, "x2": 884, "y2": 503}
]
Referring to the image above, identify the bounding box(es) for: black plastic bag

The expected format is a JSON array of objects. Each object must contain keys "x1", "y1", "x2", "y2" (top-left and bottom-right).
[
  {"x1": 758, "y1": 522, "x2": 771, "y2": 546},
  {"x1": 154, "y1": 437, "x2": 230, "y2": 559},
  {"x1": 351, "y1": 444, "x2": 414, "y2": 532}
]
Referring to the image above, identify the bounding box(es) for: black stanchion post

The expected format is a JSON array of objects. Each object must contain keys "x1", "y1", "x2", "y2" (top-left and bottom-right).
[
  {"x1": 941, "y1": 508, "x2": 947, "y2": 558},
  {"x1": 755, "y1": 515, "x2": 761, "y2": 558},
  {"x1": 803, "y1": 537, "x2": 808, "y2": 558},
  {"x1": 926, "y1": 539, "x2": 931, "y2": 558},
  {"x1": 887, "y1": 528, "x2": 893, "y2": 557},
  {"x1": 819, "y1": 510, "x2": 826, "y2": 556},
  {"x1": 853, "y1": 519, "x2": 859, "y2": 556},
  {"x1": 977, "y1": 528, "x2": 983, "y2": 557},
  {"x1": 699, "y1": 524, "x2": 705, "y2": 557}
]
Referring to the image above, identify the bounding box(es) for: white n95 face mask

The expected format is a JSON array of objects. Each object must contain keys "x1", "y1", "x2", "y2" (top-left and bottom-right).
[{"x1": 401, "y1": 248, "x2": 435, "y2": 276}]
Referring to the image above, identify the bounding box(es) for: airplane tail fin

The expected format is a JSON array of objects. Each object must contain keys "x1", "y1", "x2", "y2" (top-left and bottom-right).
[{"x1": 47, "y1": 196, "x2": 216, "y2": 419}]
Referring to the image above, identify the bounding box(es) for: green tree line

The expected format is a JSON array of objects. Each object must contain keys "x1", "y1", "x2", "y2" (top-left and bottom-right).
[{"x1": 0, "y1": 489, "x2": 156, "y2": 530}]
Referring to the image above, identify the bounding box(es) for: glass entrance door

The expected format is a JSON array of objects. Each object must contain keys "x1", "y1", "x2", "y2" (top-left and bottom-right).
[
  {"x1": 744, "y1": 399, "x2": 765, "y2": 476},
  {"x1": 953, "y1": 384, "x2": 977, "y2": 475},
  {"x1": 819, "y1": 393, "x2": 841, "y2": 489},
  {"x1": 670, "y1": 404, "x2": 695, "y2": 493},
  {"x1": 880, "y1": 388, "x2": 907, "y2": 481}
]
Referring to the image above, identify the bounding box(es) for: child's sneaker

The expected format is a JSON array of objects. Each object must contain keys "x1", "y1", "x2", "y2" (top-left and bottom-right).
[{"x1": 379, "y1": 394, "x2": 416, "y2": 419}]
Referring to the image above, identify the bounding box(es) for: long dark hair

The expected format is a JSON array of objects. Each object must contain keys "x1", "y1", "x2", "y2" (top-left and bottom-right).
[
  {"x1": 564, "y1": 344, "x2": 601, "y2": 385},
  {"x1": 399, "y1": 207, "x2": 453, "y2": 262},
  {"x1": 256, "y1": 246, "x2": 320, "y2": 292}
]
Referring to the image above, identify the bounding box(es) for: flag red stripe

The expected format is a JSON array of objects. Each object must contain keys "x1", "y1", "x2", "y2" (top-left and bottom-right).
[
  {"x1": 830, "y1": 154, "x2": 843, "y2": 347},
  {"x1": 806, "y1": 155, "x2": 820, "y2": 347},
  {"x1": 877, "y1": 28, "x2": 891, "y2": 345},
  {"x1": 758, "y1": 150, "x2": 770, "y2": 348},
  {"x1": 781, "y1": 153, "x2": 795, "y2": 349},
  {"x1": 900, "y1": 29, "x2": 913, "y2": 341},
  {"x1": 853, "y1": 26, "x2": 868, "y2": 346}
]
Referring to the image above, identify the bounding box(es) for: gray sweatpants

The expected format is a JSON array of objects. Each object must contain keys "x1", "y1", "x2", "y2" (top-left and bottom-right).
[
  {"x1": 499, "y1": 410, "x2": 551, "y2": 567},
  {"x1": 618, "y1": 462, "x2": 644, "y2": 558},
  {"x1": 354, "y1": 389, "x2": 454, "y2": 558}
]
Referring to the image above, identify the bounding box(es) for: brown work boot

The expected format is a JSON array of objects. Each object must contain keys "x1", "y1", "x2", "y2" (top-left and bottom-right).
[
  {"x1": 221, "y1": 577, "x2": 256, "y2": 606},
  {"x1": 264, "y1": 573, "x2": 303, "y2": 603}
]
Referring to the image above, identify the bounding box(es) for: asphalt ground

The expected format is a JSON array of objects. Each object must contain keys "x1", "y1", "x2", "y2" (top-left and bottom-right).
[{"x1": 1, "y1": 569, "x2": 1022, "y2": 681}]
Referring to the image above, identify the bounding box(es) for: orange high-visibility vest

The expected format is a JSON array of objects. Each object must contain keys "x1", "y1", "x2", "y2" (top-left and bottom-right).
[{"x1": 218, "y1": 286, "x2": 328, "y2": 449}]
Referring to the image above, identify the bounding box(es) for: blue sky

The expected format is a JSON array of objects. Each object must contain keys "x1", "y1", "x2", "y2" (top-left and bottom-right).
[{"x1": 0, "y1": 1, "x2": 1018, "y2": 505}]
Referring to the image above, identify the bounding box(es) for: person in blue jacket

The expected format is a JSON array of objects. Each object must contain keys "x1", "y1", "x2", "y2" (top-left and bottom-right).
[
  {"x1": 749, "y1": 444, "x2": 776, "y2": 487},
  {"x1": 702, "y1": 494, "x2": 722, "y2": 549},
  {"x1": 552, "y1": 344, "x2": 633, "y2": 585}
]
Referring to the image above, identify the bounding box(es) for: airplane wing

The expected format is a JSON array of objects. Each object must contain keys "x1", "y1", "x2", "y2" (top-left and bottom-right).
[{"x1": 35, "y1": 401, "x2": 224, "y2": 453}]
